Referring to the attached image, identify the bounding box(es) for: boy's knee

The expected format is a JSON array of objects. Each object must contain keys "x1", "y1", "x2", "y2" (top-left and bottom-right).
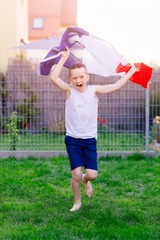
[
  {"x1": 86, "y1": 170, "x2": 98, "y2": 181},
  {"x1": 91, "y1": 172, "x2": 98, "y2": 181},
  {"x1": 72, "y1": 167, "x2": 82, "y2": 180}
]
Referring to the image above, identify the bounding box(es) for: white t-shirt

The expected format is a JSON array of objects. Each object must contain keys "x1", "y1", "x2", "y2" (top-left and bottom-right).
[{"x1": 65, "y1": 85, "x2": 98, "y2": 139}]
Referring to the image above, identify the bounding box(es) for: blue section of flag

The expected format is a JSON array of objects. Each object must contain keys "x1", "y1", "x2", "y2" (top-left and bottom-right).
[{"x1": 39, "y1": 27, "x2": 89, "y2": 75}]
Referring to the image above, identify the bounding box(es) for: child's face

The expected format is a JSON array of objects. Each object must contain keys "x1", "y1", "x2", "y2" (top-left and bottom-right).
[{"x1": 69, "y1": 67, "x2": 89, "y2": 92}]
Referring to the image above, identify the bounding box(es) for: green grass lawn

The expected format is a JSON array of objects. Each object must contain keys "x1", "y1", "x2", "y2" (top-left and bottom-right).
[{"x1": 0, "y1": 154, "x2": 159, "y2": 240}]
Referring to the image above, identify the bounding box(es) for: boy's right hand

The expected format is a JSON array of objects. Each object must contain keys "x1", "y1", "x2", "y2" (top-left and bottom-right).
[{"x1": 61, "y1": 47, "x2": 70, "y2": 61}]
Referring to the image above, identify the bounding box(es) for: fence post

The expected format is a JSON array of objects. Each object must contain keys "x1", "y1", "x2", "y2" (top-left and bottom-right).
[{"x1": 145, "y1": 88, "x2": 150, "y2": 153}]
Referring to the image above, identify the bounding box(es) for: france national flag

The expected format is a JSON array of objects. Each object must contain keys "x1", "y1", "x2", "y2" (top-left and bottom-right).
[{"x1": 39, "y1": 27, "x2": 152, "y2": 88}]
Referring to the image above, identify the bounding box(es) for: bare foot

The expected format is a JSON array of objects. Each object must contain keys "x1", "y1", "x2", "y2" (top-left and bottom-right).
[
  {"x1": 70, "y1": 203, "x2": 81, "y2": 212},
  {"x1": 82, "y1": 174, "x2": 93, "y2": 198}
]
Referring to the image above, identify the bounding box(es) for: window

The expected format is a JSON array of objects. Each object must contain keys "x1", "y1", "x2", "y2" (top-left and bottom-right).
[{"x1": 32, "y1": 18, "x2": 44, "y2": 29}]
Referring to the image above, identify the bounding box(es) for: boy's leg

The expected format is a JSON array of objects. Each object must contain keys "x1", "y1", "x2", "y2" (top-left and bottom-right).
[
  {"x1": 82, "y1": 169, "x2": 98, "y2": 198},
  {"x1": 70, "y1": 166, "x2": 82, "y2": 212},
  {"x1": 82, "y1": 137, "x2": 98, "y2": 197}
]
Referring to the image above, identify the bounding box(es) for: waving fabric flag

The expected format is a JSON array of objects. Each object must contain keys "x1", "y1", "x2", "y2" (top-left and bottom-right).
[
  {"x1": 116, "y1": 63, "x2": 153, "y2": 88},
  {"x1": 39, "y1": 27, "x2": 127, "y2": 76},
  {"x1": 39, "y1": 27, "x2": 153, "y2": 88}
]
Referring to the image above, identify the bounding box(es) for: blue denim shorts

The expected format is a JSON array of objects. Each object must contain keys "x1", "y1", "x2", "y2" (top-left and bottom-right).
[{"x1": 65, "y1": 136, "x2": 98, "y2": 171}]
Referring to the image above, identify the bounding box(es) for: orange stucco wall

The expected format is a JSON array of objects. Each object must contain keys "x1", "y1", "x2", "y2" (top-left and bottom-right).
[{"x1": 29, "y1": 0, "x2": 77, "y2": 40}]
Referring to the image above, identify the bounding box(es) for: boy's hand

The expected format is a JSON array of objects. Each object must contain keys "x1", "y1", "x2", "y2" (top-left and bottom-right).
[
  {"x1": 61, "y1": 47, "x2": 70, "y2": 61},
  {"x1": 131, "y1": 64, "x2": 140, "y2": 73}
]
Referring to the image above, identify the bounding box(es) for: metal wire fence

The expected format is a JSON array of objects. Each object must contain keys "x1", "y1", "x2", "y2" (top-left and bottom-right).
[{"x1": 0, "y1": 58, "x2": 160, "y2": 156}]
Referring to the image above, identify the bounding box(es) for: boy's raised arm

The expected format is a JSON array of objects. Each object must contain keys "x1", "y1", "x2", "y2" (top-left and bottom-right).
[
  {"x1": 95, "y1": 65, "x2": 139, "y2": 94},
  {"x1": 50, "y1": 48, "x2": 71, "y2": 92}
]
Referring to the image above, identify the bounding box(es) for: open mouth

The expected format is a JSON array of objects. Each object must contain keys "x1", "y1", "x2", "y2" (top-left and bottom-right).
[{"x1": 76, "y1": 83, "x2": 83, "y2": 88}]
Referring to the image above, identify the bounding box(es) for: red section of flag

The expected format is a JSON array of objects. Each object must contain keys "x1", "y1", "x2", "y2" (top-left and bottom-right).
[{"x1": 116, "y1": 63, "x2": 153, "y2": 88}]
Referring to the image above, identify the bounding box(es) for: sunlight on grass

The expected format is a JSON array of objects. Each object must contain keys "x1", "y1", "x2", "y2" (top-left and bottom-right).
[{"x1": 0, "y1": 155, "x2": 160, "y2": 239}]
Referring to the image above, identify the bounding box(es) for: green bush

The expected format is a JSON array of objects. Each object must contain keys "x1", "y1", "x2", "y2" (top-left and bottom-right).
[
  {"x1": 149, "y1": 91, "x2": 160, "y2": 121},
  {"x1": 151, "y1": 123, "x2": 160, "y2": 142},
  {"x1": 6, "y1": 112, "x2": 20, "y2": 150}
]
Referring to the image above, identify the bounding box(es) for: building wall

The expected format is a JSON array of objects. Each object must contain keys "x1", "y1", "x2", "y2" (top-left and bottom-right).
[
  {"x1": 28, "y1": 0, "x2": 61, "y2": 40},
  {"x1": 0, "y1": 0, "x2": 28, "y2": 67},
  {"x1": 60, "y1": 0, "x2": 78, "y2": 27},
  {"x1": 29, "y1": 0, "x2": 77, "y2": 40},
  {"x1": 16, "y1": 0, "x2": 28, "y2": 43},
  {"x1": 0, "y1": 0, "x2": 77, "y2": 68}
]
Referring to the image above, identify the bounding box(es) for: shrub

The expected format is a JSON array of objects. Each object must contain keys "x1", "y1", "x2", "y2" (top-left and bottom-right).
[
  {"x1": 6, "y1": 112, "x2": 20, "y2": 150},
  {"x1": 151, "y1": 123, "x2": 160, "y2": 143}
]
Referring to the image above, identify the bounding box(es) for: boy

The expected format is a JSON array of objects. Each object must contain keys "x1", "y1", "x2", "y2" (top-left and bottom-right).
[{"x1": 50, "y1": 48, "x2": 139, "y2": 212}]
